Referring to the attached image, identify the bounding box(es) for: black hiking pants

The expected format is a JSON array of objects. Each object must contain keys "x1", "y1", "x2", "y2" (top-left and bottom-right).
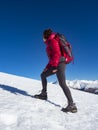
[{"x1": 41, "y1": 62, "x2": 73, "y2": 105}]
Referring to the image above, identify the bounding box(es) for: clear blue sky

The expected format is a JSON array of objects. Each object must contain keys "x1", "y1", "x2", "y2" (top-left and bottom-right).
[{"x1": 0, "y1": 0, "x2": 98, "y2": 81}]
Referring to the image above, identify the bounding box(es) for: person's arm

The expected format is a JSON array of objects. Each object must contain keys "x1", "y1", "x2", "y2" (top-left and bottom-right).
[{"x1": 45, "y1": 39, "x2": 61, "y2": 72}]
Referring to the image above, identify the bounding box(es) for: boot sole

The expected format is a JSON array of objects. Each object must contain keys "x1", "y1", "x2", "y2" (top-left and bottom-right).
[
  {"x1": 33, "y1": 95, "x2": 47, "y2": 100},
  {"x1": 61, "y1": 108, "x2": 77, "y2": 113}
]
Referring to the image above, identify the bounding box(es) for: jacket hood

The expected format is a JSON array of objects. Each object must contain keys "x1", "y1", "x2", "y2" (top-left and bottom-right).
[{"x1": 45, "y1": 33, "x2": 56, "y2": 44}]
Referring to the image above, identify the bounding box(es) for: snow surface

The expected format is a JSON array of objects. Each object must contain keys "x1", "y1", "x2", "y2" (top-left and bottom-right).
[{"x1": 0, "y1": 72, "x2": 98, "y2": 130}]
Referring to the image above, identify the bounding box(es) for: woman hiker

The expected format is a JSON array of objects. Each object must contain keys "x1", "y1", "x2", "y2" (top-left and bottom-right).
[{"x1": 34, "y1": 29, "x2": 77, "y2": 113}]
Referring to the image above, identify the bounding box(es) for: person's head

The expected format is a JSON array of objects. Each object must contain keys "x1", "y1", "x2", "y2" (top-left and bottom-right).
[{"x1": 43, "y1": 28, "x2": 53, "y2": 42}]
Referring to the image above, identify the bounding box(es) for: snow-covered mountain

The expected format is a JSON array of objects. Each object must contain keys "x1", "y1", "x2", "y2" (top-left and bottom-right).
[
  {"x1": 53, "y1": 80, "x2": 98, "y2": 94},
  {"x1": 0, "y1": 72, "x2": 98, "y2": 130},
  {"x1": 67, "y1": 80, "x2": 98, "y2": 94}
]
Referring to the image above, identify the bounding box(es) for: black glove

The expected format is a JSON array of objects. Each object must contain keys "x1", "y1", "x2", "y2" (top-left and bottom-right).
[{"x1": 51, "y1": 66, "x2": 58, "y2": 73}]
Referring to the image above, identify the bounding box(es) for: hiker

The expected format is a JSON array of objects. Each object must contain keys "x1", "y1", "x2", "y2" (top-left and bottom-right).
[{"x1": 34, "y1": 29, "x2": 77, "y2": 113}]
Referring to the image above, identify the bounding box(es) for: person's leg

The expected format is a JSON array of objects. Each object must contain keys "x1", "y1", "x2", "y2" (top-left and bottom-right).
[
  {"x1": 56, "y1": 62, "x2": 73, "y2": 105},
  {"x1": 34, "y1": 67, "x2": 55, "y2": 100},
  {"x1": 41, "y1": 68, "x2": 55, "y2": 93},
  {"x1": 34, "y1": 67, "x2": 56, "y2": 100},
  {"x1": 56, "y1": 62, "x2": 77, "y2": 112}
]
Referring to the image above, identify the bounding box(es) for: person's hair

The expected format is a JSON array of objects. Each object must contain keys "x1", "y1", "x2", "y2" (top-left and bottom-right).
[{"x1": 43, "y1": 28, "x2": 53, "y2": 39}]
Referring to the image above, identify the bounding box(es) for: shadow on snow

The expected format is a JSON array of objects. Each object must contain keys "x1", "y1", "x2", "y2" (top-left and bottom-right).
[
  {"x1": 0, "y1": 84, "x2": 61, "y2": 108},
  {"x1": 0, "y1": 84, "x2": 31, "y2": 96}
]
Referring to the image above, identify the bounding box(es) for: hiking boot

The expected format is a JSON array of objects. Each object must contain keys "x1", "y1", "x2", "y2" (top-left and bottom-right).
[
  {"x1": 61, "y1": 103, "x2": 77, "y2": 113},
  {"x1": 34, "y1": 92, "x2": 47, "y2": 100}
]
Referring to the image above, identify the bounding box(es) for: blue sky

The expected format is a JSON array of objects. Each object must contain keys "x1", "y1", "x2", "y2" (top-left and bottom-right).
[{"x1": 0, "y1": 0, "x2": 98, "y2": 81}]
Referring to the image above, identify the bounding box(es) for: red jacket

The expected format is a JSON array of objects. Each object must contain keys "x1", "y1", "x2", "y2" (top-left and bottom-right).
[{"x1": 45, "y1": 33, "x2": 61, "y2": 69}]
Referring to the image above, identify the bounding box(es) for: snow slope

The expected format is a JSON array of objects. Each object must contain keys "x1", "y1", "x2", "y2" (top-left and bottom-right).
[{"x1": 0, "y1": 72, "x2": 98, "y2": 130}]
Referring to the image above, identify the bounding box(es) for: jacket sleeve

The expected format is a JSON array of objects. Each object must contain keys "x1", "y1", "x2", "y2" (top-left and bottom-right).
[{"x1": 46, "y1": 39, "x2": 61, "y2": 69}]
